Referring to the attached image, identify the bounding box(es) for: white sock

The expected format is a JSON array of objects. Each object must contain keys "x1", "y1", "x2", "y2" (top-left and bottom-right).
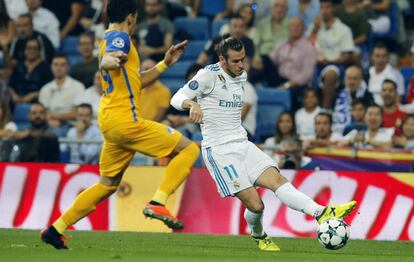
[
  {"x1": 275, "y1": 183, "x2": 325, "y2": 218},
  {"x1": 244, "y1": 209, "x2": 264, "y2": 237}
]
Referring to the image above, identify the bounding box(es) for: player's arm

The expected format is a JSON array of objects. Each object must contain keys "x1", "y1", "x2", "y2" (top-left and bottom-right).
[
  {"x1": 141, "y1": 40, "x2": 188, "y2": 88},
  {"x1": 100, "y1": 31, "x2": 130, "y2": 70}
]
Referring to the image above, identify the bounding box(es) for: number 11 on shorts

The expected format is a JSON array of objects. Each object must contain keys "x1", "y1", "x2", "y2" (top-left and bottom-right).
[{"x1": 224, "y1": 164, "x2": 239, "y2": 181}]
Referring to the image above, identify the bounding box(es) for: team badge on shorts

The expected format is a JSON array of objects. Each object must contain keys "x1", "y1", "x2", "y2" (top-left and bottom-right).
[
  {"x1": 188, "y1": 80, "x2": 199, "y2": 90},
  {"x1": 167, "y1": 127, "x2": 175, "y2": 134},
  {"x1": 112, "y1": 37, "x2": 125, "y2": 48},
  {"x1": 233, "y1": 180, "x2": 240, "y2": 190}
]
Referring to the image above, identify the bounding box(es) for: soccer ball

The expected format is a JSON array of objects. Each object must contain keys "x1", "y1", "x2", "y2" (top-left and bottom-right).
[{"x1": 317, "y1": 218, "x2": 350, "y2": 250}]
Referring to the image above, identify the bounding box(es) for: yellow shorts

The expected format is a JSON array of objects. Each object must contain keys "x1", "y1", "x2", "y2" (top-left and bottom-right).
[{"x1": 99, "y1": 118, "x2": 182, "y2": 177}]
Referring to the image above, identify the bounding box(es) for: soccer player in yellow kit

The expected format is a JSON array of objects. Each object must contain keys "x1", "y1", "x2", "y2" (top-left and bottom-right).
[{"x1": 40, "y1": 0, "x2": 199, "y2": 249}]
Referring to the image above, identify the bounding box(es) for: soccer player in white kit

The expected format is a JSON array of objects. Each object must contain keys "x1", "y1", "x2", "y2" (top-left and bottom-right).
[{"x1": 171, "y1": 37, "x2": 357, "y2": 251}]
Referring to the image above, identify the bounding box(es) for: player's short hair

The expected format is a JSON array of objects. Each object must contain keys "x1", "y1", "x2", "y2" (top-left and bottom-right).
[
  {"x1": 77, "y1": 103, "x2": 93, "y2": 114},
  {"x1": 382, "y1": 78, "x2": 397, "y2": 91},
  {"x1": 107, "y1": 0, "x2": 138, "y2": 23},
  {"x1": 216, "y1": 37, "x2": 244, "y2": 60}
]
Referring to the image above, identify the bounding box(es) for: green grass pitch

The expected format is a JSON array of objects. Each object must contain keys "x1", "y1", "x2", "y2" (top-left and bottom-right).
[{"x1": 0, "y1": 229, "x2": 413, "y2": 262}]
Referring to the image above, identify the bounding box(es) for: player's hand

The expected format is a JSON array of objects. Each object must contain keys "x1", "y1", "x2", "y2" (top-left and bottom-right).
[
  {"x1": 189, "y1": 102, "x2": 203, "y2": 124},
  {"x1": 164, "y1": 40, "x2": 188, "y2": 67},
  {"x1": 101, "y1": 51, "x2": 127, "y2": 70}
]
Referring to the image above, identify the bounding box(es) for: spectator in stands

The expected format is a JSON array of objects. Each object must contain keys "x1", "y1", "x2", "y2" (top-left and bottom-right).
[
  {"x1": 42, "y1": 0, "x2": 85, "y2": 39},
  {"x1": 70, "y1": 33, "x2": 98, "y2": 88},
  {"x1": 264, "y1": 111, "x2": 297, "y2": 155},
  {"x1": 10, "y1": 102, "x2": 60, "y2": 162},
  {"x1": 303, "y1": 112, "x2": 343, "y2": 151},
  {"x1": 9, "y1": 13, "x2": 55, "y2": 64},
  {"x1": 342, "y1": 99, "x2": 368, "y2": 135},
  {"x1": 140, "y1": 59, "x2": 171, "y2": 122},
  {"x1": 26, "y1": 0, "x2": 60, "y2": 49},
  {"x1": 368, "y1": 42, "x2": 405, "y2": 105},
  {"x1": 411, "y1": 43, "x2": 414, "y2": 67},
  {"x1": 74, "y1": 70, "x2": 102, "y2": 121},
  {"x1": 381, "y1": 79, "x2": 406, "y2": 136},
  {"x1": 0, "y1": 97, "x2": 17, "y2": 138},
  {"x1": 332, "y1": 66, "x2": 373, "y2": 134},
  {"x1": 219, "y1": 3, "x2": 257, "y2": 40},
  {"x1": 393, "y1": 114, "x2": 414, "y2": 150},
  {"x1": 4, "y1": 0, "x2": 27, "y2": 20},
  {"x1": 64, "y1": 103, "x2": 102, "y2": 164},
  {"x1": 197, "y1": 15, "x2": 255, "y2": 65},
  {"x1": 308, "y1": 0, "x2": 355, "y2": 109},
  {"x1": 288, "y1": 0, "x2": 320, "y2": 29},
  {"x1": 252, "y1": 17, "x2": 317, "y2": 110},
  {"x1": 8, "y1": 37, "x2": 53, "y2": 105},
  {"x1": 39, "y1": 54, "x2": 85, "y2": 136},
  {"x1": 0, "y1": 0, "x2": 15, "y2": 65},
  {"x1": 164, "y1": 0, "x2": 200, "y2": 19},
  {"x1": 295, "y1": 88, "x2": 321, "y2": 140},
  {"x1": 342, "y1": 104, "x2": 393, "y2": 149},
  {"x1": 252, "y1": 0, "x2": 288, "y2": 62},
  {"x1": 138, "y1": 0, "x2": 174, "y2": 62},
  {"x1": 361, "y1": 0, "x2": 391, "y2": 34},
  {"x1": 335, "y1": 0, "x2": 370, "y2": 47}
]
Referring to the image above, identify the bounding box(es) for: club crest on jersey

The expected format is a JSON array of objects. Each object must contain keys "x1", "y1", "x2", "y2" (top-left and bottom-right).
[
  {"x1": 112, "y1": 37, "x2": 125, "y2": 48},
  {"x1": 233, "y1": 180, "x2": 240, "y2": 190},
  {"x1": 188, "y1": 80, "x2": 199, "y2": 90}
]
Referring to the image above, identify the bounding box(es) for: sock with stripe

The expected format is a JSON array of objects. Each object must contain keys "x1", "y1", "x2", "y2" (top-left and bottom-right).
[
  {"x1": 151, "y1": 142, "x2": 199, "y2": 205},
  {"x1": 53, "y1": 182, "x2": 117, "y2": 234}
]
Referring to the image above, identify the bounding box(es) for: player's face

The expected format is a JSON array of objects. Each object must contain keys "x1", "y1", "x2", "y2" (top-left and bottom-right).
[
  {"x1": 315, "y1": 116, "x2": 331, "y2": 138},
  {"x1": 222, "y1": 48, "x2": 245, "y2": 77},
  {"x1": 365, "y1": 107, "x2": 382, "y2": 130},
  {"x1": 402, "y1": 117, "x2": 414, "y2": 138}
]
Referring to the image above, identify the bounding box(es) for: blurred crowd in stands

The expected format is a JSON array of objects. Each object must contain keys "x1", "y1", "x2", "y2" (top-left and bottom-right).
[{"x1": 1, "y1": 0, "x2": 414, "y2": 170}]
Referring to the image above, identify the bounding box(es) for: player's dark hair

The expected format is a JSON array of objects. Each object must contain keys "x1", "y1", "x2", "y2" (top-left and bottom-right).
[
  {"x1": 107, "y1": 0, "x2": 138, "y2": 23},
  {"x1": 216, "y1": 37, "x2": 244, "y2": 60},
  {"x1": 77, "y1": 103, "x2": 93, "y2": 114},
  {"x1": 382, "y1": 78, "x2": 397, "y2": 91},
  {"x1": 316, "y1": 112, "x2": 333, "y2": 125}
]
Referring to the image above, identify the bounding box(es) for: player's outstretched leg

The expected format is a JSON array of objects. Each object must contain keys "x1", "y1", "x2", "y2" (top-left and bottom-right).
[
  {"x1": 40, "y1": 182, "x2": 118, "y2": 249},
  {"x1": 256, "y1": 167, "x2": 357, "y2": 224},
  {"x1": 144, "y1": 138, "x2": 199, "y2": 229}
]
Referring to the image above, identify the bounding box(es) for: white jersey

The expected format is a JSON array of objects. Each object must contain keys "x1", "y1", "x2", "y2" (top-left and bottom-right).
[{"x1": 171, "y1": 63, "x2": 248, "y2": 147}]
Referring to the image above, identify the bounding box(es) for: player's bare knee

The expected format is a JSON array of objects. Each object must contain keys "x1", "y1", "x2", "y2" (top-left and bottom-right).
[{"x1": 245, "y1": 198, "x2": 264, "y2": 213}]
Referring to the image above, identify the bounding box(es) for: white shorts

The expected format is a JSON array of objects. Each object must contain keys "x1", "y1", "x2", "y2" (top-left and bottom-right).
[{"x1": 202, "y1": 140, "x2": 278, "y2": 197}]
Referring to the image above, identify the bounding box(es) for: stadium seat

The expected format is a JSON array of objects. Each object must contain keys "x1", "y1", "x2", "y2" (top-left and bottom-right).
[
  {"x1": 59, "y1": 36, "x2": 80, "y2": 55},
  {"x1": 174, "y1": 17, "x2": 210, "y2": 40},
  {"x1": 198, "y1": 0, "x2": 226, "y2": 18},
  {"x1": 160, "y1": 78, "x2": 186, "y2": 94},
  {"x1": 13, "y1": 103, "x2": 31, "y2": 130},
  {"x1": 255, "y1": 89, "x2": 291, "y2": 142},
  {"x1": 211, "y1": 19, "x2": 229, "y2": 38},
  {"x1": 181, "y1": 40, "x2": 206, "y2": 61},
  {"x1": 161, "y1": 60, "x2": 193, "y2": 79}
]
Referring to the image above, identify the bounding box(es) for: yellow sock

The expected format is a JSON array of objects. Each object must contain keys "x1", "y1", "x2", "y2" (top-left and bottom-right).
[
  {"x1": 152, "y1": 142, "x2": 199, "y2": 205},
  {"x1": 52, "y1": 182, "x2": 117, "y2": 234}
]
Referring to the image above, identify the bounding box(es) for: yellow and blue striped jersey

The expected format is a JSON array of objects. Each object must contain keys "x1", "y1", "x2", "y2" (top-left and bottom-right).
[{"x1": 98, "y1": 29, "x2": 142, "y2": 131}]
